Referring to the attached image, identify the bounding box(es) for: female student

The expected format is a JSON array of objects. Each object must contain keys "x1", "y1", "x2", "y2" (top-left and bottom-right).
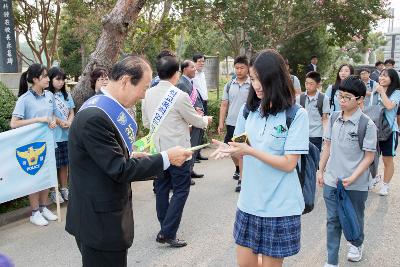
[
  {"x1": 47, "y1": 67, "x2": 75, "y2": 203},
  {"x1": 325, "y1": 64, "x2": 354, "y2": 113},
  {"x1": 376, "y1": 68, "x2": 400, "y2": 196},
  {"x1": 213, "y1": 49, "x2": 309, "y2": 267},
  {"x1": 10, "y1": 63, "x2": 58, "y2": 226}
]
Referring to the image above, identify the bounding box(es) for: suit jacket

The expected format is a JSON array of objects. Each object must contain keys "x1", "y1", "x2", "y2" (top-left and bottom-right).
[
  {"x1": 142, "y1": 80, "x2": 207, "y2": 152},
  {"x1": 176, "y1": 76, "x2": 204, "y2": 110},
  {"x1": 65, "y1": 105, "x2": 164, "y2": 251},
  {"x1": 305, "y1": 64, "x2": 316, "y2": 74}
]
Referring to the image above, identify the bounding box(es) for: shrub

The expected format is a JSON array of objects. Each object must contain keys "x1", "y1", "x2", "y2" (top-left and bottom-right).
[{"x1": 0, "y1": 81, "x2": 17, "y2": 133}]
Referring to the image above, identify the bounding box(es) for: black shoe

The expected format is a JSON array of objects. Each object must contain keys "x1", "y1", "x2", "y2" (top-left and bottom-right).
[
  {"x1": 194, "y1": 159, "x2": 201, "y2": 163},
  {"x1": 235, "y1": 180, "x2": 241, "y2": 192},
  {"x1": 233, "y1": 171, "x2": 240, "y2": 180},
  {"x1": 190, "y1": 179, "x2": 195, "y2": 186},
  {"x1": 191, "y1": 171, "x2": 204, "y2": 178},
  {"x1": 197, "y1": 155, "x2": 208, "y2": 161},
  {"x1": 156, "y1": 234, "x2": 187, "y2": 247}
]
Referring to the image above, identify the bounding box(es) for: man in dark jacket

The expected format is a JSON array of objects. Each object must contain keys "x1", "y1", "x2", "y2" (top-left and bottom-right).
[{"x1": 66, "y1": 56, "x2": 192, "y2": 267}]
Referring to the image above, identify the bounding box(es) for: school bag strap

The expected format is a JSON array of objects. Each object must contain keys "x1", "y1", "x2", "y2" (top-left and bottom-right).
[
  {"x1": 225, "y1": 79, "x2": 234, "y2": 94},
  {"x1": 317, "y1": 92, "x2": 325, "y2": 117},
  {"x1": 299, "y1": 93, "x2": 306, "y2": 109},
  {"x1": 243, "y1": 104, "x2": 250, "y2": 120},
  {"x1": 357, "y1": 113, "x2": 369, "y2": 150}
]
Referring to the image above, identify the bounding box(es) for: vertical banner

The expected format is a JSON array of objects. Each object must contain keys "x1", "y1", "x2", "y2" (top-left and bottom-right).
[
  {"x1": 0, "y1": 0, "x2": 18, "y2": 73},
  {"x1": 0, "y1": 123, "x2": 57, "y2": 204}
]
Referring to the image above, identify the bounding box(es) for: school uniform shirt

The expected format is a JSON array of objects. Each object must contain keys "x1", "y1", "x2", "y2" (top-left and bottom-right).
[
  {"x1": 325, "y1": 84, "x2": 341, "y2": 113},
  {"x1": 222, "y1": 78, "x2": 251, "y2": 126},
  {"x1": 323, "y1": 108, "x2": 377, "y2": 191},
  {"x1": 296, "y1": 92, "x2": 330, "y2": 137},
  {"x1": 234, "y1": 105, "x2": 309, "y2": 217},
  {"x1": 378, "y1": 89, "x2": 400, "y2": 132},
  {"x1": 363, "y1": 79, "x2": 377, "y2": 107},
  {"x1": 12, "y1": 89, "x2": 56, "y2": 120},
  {"x1": 53, "y1": 91, "x2": 75, "y2": 142}
]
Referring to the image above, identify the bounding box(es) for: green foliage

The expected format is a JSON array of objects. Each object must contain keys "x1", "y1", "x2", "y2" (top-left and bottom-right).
[
  {"x1": 0, "y1": 197, "x2": 29, "y2": 214},
  {"x1": 59, "y1": 16, "x2": 82, "y2": 79},
  {"x1": 0, "y1": 82, "x2": 17, "y2": 133},
  {"x1": 279, "y1": 27, "x2": 334, "y2": 85}
]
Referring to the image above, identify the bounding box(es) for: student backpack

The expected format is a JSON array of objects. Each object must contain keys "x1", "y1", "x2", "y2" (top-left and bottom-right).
[
  {"x1": 299, "y1": 92, "x2": 325, "y2": 117},
  {"x1": 242, "y1": 104, "x2": 318, "y2": 214},
  {"x1": 330, "y1": 112, "x2": 379, "y2": 178},
  {"x1": 364, "y1": 91, "x2": 392, "y2": 142}
]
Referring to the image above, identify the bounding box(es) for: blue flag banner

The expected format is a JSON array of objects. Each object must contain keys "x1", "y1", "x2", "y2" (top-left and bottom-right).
[{"x1": 0, "y1": 123, "x2": 57, "y2": 204}]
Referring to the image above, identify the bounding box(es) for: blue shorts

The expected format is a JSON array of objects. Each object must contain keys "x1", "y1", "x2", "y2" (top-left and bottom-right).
[{"x1": 233, "y1": 209, "x2": 301, "y2": 258}]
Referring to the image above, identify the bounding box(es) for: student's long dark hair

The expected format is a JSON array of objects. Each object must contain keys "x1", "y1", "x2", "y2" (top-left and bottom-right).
[
  {"x1": 334, "y1": 64, "x2": 354, "y2": 87},
  {"x1": 18, "y1": 63, "x2": 47, "y2": 97},
  {"x1": 48, "y1": 67, "x2": 68, "y2": 100},
  {"x1": 380, "y1": 68, "x2": 400, "y2": 97},
  {"x1": 246, "y1": 49, "x2": 295, "y2": 115}
]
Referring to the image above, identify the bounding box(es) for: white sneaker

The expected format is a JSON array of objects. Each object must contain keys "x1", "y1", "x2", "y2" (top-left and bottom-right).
[
  {"x1": 324, "y1": 263, "x2": 338, "y2": 267},
  {"x1": 369, "y1": 175, "x2": 381, "y2": 190},
  {"x1": 41, "y1": 207, "x2": 58, "y2": 221},
  {"x1": 347, "y1": 244, "x2": 363, "y2": 262},
  {"x1": 379, "y1": 183, "x2": 389, "y2": 196},
  {"x1": 50, "y1": 191, "x2": 64, "y2": 204},
  {"x1": 60, "y1": 188, "x2": 69, "y2": 201},
  {"x1": 30, "y1": 211, "x2": 48, "y2": 226}
]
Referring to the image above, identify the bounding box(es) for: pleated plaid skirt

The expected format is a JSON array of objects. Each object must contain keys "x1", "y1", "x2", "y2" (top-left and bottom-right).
[
  {"x1": 55, "y1": 141, "x2": 69, "y2": 168},
  {"x1": 233, "y1": 209, "x2": 301, "y2": 258}
]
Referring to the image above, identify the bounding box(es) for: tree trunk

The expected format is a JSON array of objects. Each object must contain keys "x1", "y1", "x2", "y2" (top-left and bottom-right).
[{"x1": 72, "y1": 0, "x2": 146, "y2": 110}]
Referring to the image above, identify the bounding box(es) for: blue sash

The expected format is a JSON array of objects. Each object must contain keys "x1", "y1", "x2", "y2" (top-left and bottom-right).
[{"x1": 79, "y1": 95, "x2": 138, "y2": 155}]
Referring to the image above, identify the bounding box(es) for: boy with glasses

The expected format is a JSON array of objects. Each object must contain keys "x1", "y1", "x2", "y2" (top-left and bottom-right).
[
  {"x1": 359, "y1": 68, "x2": 377, "y2": 107},
  {"x1": 317, "y1": 76, "x2": 377, "y2": 266}
]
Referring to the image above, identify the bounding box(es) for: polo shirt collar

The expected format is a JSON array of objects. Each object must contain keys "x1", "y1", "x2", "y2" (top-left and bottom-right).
[
  {"x1": 338, "y1": 108, "x2": 363, "y2": 125},
  {"x1": 306, "y1": 91, "x2": 319, "y2": 101},
  {"x1": 232, "y1": 76, "x2": 251, "y2": 85},
  {"x1": 29, "y1": 88, "x2": 45, "y2": 98}
]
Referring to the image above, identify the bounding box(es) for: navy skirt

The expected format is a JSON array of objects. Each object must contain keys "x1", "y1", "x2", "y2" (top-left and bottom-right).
[
  {"x1": 55, "y1": 141, "x2": 69, "y2": 168},
  {"x1": 233, "y1": 209, "x2": 301, "y2": 258}
]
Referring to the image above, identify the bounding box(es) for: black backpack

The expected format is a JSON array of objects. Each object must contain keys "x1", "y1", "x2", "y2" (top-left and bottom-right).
[
  {"x1": 299, "y1": 92, "x2": 325, "y2": 117},
  {"x1": 329, "y1": 84, "x2": 340, "y2": 111},
  {"x1": 242, "y1": 104, "x2": 318, "y2": 214}
]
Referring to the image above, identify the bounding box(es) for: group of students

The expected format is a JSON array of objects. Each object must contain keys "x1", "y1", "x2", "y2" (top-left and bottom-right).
[
  {"x1": 213, "y1": 50, "x2": 399, "y2": 267},
  {"x1": 9, "y1": 64, "x2": 110, "y2": 227}
]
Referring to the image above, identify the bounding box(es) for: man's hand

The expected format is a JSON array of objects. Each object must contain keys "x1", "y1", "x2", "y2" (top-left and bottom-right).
[
  {"x1": 195, "y1": 107, "x2": 204, "y2": 116},
  {"x1": 217, "y1": 123, "x2": 224, "y2": 135},
  {"x1": 166, "y1": 146, "x2": 192, "y2": 167},
  {"x1": 317, "y1": 170, "x2": 324, "y2": 187}
]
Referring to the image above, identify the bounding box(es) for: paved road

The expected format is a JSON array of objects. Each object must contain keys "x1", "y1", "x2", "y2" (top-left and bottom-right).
[{"x1": 0, "y1": 148, "x2": 399, "y2": 267}]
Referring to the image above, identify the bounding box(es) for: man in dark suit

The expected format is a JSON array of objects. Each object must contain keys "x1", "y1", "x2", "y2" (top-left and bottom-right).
[
  {"x1": 176, "y1": 60, "x2": 205, "y2": 179},
  {"x1": 305, "y1": 55, "x2": 318, "y2": 74},
  {"x1": 66, "y1": 56, "x2": 192, "y2": 267}
]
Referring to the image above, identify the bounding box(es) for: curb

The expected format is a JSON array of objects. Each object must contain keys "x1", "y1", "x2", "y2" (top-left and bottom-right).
[{"x1": 0, "y1": 203, "x2": 64, "y2": 227}]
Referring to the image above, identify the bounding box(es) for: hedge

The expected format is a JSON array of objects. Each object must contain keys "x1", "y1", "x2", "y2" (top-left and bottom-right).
[{"x1": 0, "y1": 81, "x2": 17, "y2": 133}]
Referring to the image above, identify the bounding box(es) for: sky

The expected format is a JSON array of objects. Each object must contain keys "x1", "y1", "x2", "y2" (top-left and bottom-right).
[{"x1": 376, "y1": 1, "x2": 400, "y2": 33}]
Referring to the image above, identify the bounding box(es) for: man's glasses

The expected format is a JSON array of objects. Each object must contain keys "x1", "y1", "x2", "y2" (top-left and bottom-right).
[{"x1": 338, "y1": 94, "x2": 360, "y2": 102}]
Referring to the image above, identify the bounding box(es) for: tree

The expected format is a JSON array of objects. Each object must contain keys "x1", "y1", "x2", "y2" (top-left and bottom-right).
[
  {"x1": 71, "y1": 0, "x2": 147, "y2": 109},
  {"x1": 13, "y1": 0, "x2": 61, "y2": 67},
  {"x1": 184, "y1": 0, "x2": 390, "y2": 56}
]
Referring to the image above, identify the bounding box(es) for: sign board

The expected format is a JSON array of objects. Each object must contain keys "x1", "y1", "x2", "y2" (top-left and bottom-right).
[{"x1": 0, "y1": 0, "x2": 18, "y2": 73}]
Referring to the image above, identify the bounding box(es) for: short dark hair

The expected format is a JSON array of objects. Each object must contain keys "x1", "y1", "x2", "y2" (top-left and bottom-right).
[
  {"x1": 305, "y1": 71, "x2": 321, "y2": 83},
  {"x1": 157, "y1": 49, "x2": 176, "y2": 61},
  {"x1": 193, "y1": 53, "x2": 205, "y2": 62},
  {"x1": 180, "y1": 60, "x2": 192, "y2": 73},
  {"x1": 234, "y1": 55, "x2": 249, "y2": 66},
  {"x1": 110, "y1": 55, "x2": 150, "y2": 85},
  {"x1": 246, "y1": 49, "x2": 294, "y2": 115},
  {"x1": 384, "y1": 59, "x2": 395, "y2": 66},
  {"x1": 90, "y1": 67, "x2": 108, "y2": 90},
  {"x1": 157, "y1": 56, "x2": 179, "y2": 80},
  {"x1": 48, "y1": 67, "x2": 68, "y2": 101},
  {"x1": 310, "y1": 55, "x2": 317, "y2": 60},
  {"x1": 359, "y1": 68, "x2": 370, "y2": 74},
  {"x1": 375, "y1": 60, "x2": 384, "y2": 67},
  {"x1": 339, "y1": 75, "x2": 366, "y2": 98}
]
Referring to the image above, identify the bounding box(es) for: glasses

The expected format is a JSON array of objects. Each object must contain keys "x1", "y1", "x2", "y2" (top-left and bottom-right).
[{"x1": 338, "y1": 94, "x2": 360, "y2": 102}]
